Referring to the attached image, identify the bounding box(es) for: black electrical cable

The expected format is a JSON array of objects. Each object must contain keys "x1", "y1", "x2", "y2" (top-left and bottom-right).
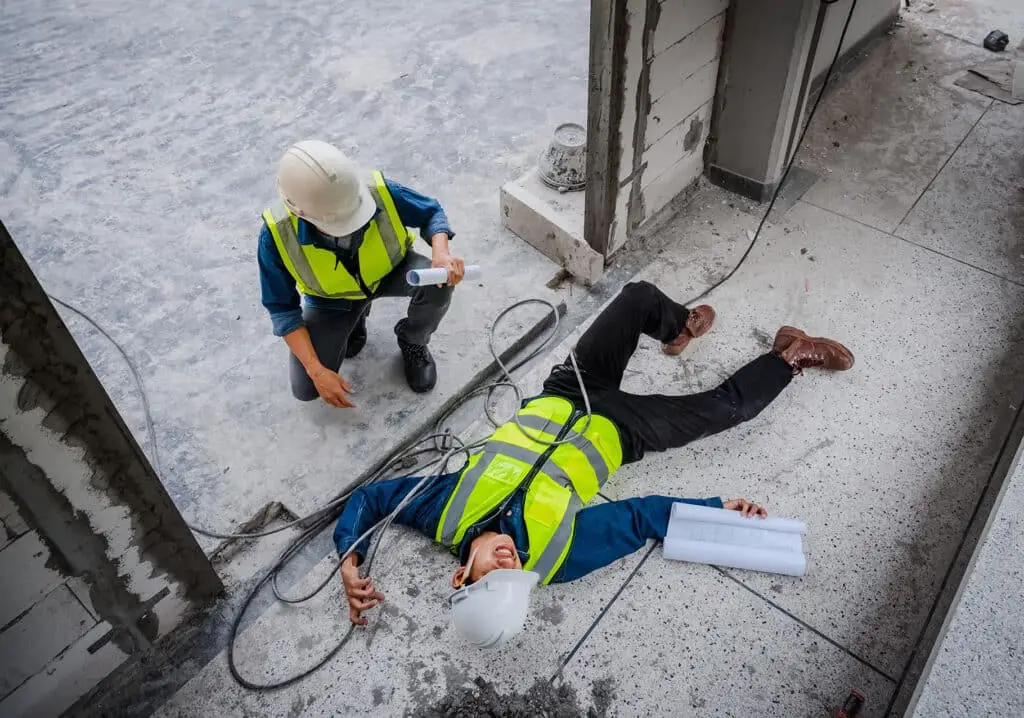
[
  {"x1": 46, "y1": 0, "x2": 860, "y2": 689},
  {"x1": 683, "y1": 0, "x2": 858, "y2": 308}
]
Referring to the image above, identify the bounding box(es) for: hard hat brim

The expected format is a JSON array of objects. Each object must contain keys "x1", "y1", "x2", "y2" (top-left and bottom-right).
[
  {"x1": 307, "y1": 183, "x2": 377, "y2": 238},
  {"x1": 447, "y1": 569, "x2": 540, "y2": 606}
]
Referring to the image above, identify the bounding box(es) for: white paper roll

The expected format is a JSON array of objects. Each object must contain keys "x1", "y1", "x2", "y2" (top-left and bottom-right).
[
  {"x1": 670, "y1": 502, "x2": 807, "y2": 535},
  {"x1": 406, "y1": 265, "x2": 483, "y2": 286},
  {"x1": 663, "y1": 537, "x2": 807, "y2": 577},
  {"x1": 663, "y1": 503, "x2": 808, "y2": 578}
]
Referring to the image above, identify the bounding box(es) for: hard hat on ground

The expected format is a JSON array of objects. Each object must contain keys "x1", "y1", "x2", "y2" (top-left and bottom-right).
[
  {"x1": 448, "y1": 569, "x2": 540, "y2": 649},
  {"x1": 275, "y1": 140, "x2": 376, "y2": 237}
]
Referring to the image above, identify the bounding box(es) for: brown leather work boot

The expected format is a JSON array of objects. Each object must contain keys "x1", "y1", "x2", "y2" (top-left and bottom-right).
[
  {"x1": 773, "y1": 326, "x2": 854, "y2": 373},
  {"x1": 663, "y1": 305, "x2": 716, "y2": 356}
]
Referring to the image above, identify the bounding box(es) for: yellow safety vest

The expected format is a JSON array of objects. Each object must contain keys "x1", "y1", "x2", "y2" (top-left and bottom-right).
[
  {"x1": 436, "y1": 396, "x2": 624, "y2": 584},
  {"x1": 262, "y1": 170, "x2": 413, "y2": 300}
]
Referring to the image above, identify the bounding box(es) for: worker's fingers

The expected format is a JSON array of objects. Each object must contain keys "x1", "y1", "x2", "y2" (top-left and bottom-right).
[
  {"x1": 349, "y1": 606, "x2": 368, "y2": 626},
  {"x1": 321, "y1": 386, "x2": 347, "y2": 408},
  {"x1": 347, "y1": 584, "x2": 376, "y2": 600},
  {"x1": 451, "y1": 258, "x2": 466, "y2": 284},
  {"x1": 349, "y1": 576, "x2": 372, "y2": 590},
  {"x1": 350, "y1": 587, "x2": 385, "y2": 603},
  {"x1": 337, "y1": 393, "x2": 356, "y2": 409},
  {"x1": 348, "y1": 596, "x2": 379, "y2": 611},
  {"x1": 327, "y1": 387, "x2": 355, "y2": 408},
  {"x1": 339, "y1": 376, "x2": 354, "y2": 394},
  {"x1": 756, "y1": 505, "x2": 768, "y2": 518}
]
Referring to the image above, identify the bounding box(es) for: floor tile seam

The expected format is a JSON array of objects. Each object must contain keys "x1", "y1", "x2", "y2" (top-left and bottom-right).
[
  {"x1": 893, "y1": 102, "x2": 992, "y2": 229},
  {"x1": 714, "y1": 567, "x2": 900, "y2": 684},
  {"x1": 795, "y1": 199, "x2": 1024, "y2": 289},
  {"x1": 552, "y1": 543, "x2": 658, "y2": 680}
]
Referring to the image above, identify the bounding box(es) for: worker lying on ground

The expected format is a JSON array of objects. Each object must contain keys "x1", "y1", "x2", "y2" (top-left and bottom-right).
[
  {"x1": 258, "y1": 140, "x2": 464, "y2": 404},
  {"x1": 333, "y1": 281, "x2": 854, "y2": 645}
]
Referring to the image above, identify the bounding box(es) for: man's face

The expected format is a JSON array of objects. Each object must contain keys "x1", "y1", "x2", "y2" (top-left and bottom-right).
[{"x1": 450, "y1": 531, "x2": 522, "y2": 588}]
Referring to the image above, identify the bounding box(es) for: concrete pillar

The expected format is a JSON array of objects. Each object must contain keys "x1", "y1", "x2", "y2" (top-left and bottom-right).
[
  {"x1": 0, "y1": 220, "x2": 222, "y2": 717},
  {"x1": 707, "y1": 0, "x2": 900, "y2": 201},
  {"x1": 706, "y1": 0, "x2": 819, "y2": 201}
]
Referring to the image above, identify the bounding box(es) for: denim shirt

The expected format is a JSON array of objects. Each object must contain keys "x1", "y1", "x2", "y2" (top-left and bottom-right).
[
  {"x1": 332, "y1": 472, "x2": 724, "y2": 584},
  {"x1": 257, "y1": 177, "x2": 454, "y2": 337}
]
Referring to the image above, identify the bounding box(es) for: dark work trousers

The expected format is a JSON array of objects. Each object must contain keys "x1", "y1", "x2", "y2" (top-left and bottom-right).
[
  {"x1": 542, "y1": 281, "x2": 793, "y2": 464},
  {"x1": 290, "y1": 251, "x2": 453, "y2": 401}
]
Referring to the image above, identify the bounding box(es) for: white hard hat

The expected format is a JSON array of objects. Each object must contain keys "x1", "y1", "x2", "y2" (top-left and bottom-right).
[
  {"x1": 448, "y1": 569, "x2": 540, "y2": 649},
  {"x1": 276, "y1": 140, "x2": 376, "y2": 237}
]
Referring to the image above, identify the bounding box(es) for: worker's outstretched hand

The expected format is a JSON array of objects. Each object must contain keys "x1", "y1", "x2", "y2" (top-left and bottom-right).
[
  {"x1": 723, "y1": 498, "x2": 767, "y2": 518},
  {"x1": 310, "y1": 367, "x2": 355, "y2": 408},
  {"x1": 340, "y1": 554, "x2": 384, "y2": 625}
]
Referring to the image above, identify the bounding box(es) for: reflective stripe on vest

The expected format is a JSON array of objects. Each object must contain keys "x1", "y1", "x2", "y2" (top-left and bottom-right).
[
  {"x1": 435, "y1": 396, "x2": 624, "y2": 584},
  {"x1": 262, "y1": 170, "x2": 411, "y2": 300}
]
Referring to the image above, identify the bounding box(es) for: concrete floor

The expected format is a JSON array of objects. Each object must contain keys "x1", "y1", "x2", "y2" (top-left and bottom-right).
[
  {"x1": 0, "y1": 0, "x2": 589, "y2": 557},
  {"x1": 135, "y1": 6, "x2": 1024, "y2": 718},
  {"x1": 5, "y1": 0, "x2": 1023, "y2": 715}
]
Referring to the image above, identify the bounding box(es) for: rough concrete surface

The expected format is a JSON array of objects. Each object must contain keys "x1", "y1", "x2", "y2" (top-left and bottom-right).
[
  {"x1": 905, "y1": 0, "x2": 1024, "y2": 49},
  {"x1": 0, "y1": 0, "x2": 585, "y2": 549},
  {"x1": 152, "y1": 507, "x2": 646, "y2": 717},
  {"x1": 911, "y1": 444, "x2": 1024, "y2": 717}
]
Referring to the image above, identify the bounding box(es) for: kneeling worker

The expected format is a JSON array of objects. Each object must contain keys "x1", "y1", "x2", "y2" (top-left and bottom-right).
[
  {"x1": 334, "y1": 281, "x2": 854, "y2": 645},
  {"x1": 258, "y1": 140, "x2": 465, "y2": 406}
]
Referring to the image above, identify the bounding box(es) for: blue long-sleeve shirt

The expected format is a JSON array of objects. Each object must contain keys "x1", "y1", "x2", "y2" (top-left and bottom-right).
[
  {"x1": 332, "y1": 472, "x2": 724, "y2": 583},
  {"x1": 257, "y1": 178, "x2": 455, "y2": 337}
]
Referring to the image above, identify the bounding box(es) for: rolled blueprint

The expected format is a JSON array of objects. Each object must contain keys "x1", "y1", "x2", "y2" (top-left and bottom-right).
[
  {"x1": 406, "y1": 265, "x2": 483, "y2": 286},
  {"x1": 663, "y1": 502, "x2": 808, "y2": 577},
  {"x1": 663, "y1": 537, "x2": 807, "y2": 577},
  {"x1": 670, "y1": 501, "x2": 806, "y2": 534}
]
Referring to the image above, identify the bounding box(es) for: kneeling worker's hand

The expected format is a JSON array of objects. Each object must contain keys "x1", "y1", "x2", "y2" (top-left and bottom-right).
[
  {"x1": 723, "y1": 498, "x2": 767, "y2": 518},
  {"x1": 340, "y1": 554, "x2": 385, "y2": 625},
  {"x1": 431, "y1": 251, "x2": 466, "y2": 286},
  {"x1": 311, "y1": 366, "x2": 355, "y2": 408}
]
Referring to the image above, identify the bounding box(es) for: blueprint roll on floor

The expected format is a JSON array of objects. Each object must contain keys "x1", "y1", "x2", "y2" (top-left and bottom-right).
[{"x1": 663, "y1": 503, "x2": 808, "y2": 577}]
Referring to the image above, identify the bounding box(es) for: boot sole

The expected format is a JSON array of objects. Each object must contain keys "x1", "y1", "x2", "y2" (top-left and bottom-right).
[{"x1": 777, "y1": 326, "x2": 855, "y2": 370}]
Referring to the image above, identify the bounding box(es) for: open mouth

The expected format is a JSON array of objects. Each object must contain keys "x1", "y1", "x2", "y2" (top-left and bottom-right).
[{"x1": 494, "y1": 545, "x2": 516, "y2": 561}]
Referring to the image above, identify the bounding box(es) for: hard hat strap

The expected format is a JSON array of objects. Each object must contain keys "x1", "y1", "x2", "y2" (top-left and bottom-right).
[{"x1": 459, "y1": 548, "x2": 478, "y2": 588}]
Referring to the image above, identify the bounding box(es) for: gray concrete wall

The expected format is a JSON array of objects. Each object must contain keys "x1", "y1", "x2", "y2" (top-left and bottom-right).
[
  {"x1": 0, "y1": 221, "x2": 221, "y2": 717},
  {"x1": 602, "y1": 0, "x2": 728, "y2": 256},
  {"x1": 708, "y1": 0, "x2": 900, "y2": 200},
  {"x1": 810, "y1": 0, "x2": 900, "y2": 80}
]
